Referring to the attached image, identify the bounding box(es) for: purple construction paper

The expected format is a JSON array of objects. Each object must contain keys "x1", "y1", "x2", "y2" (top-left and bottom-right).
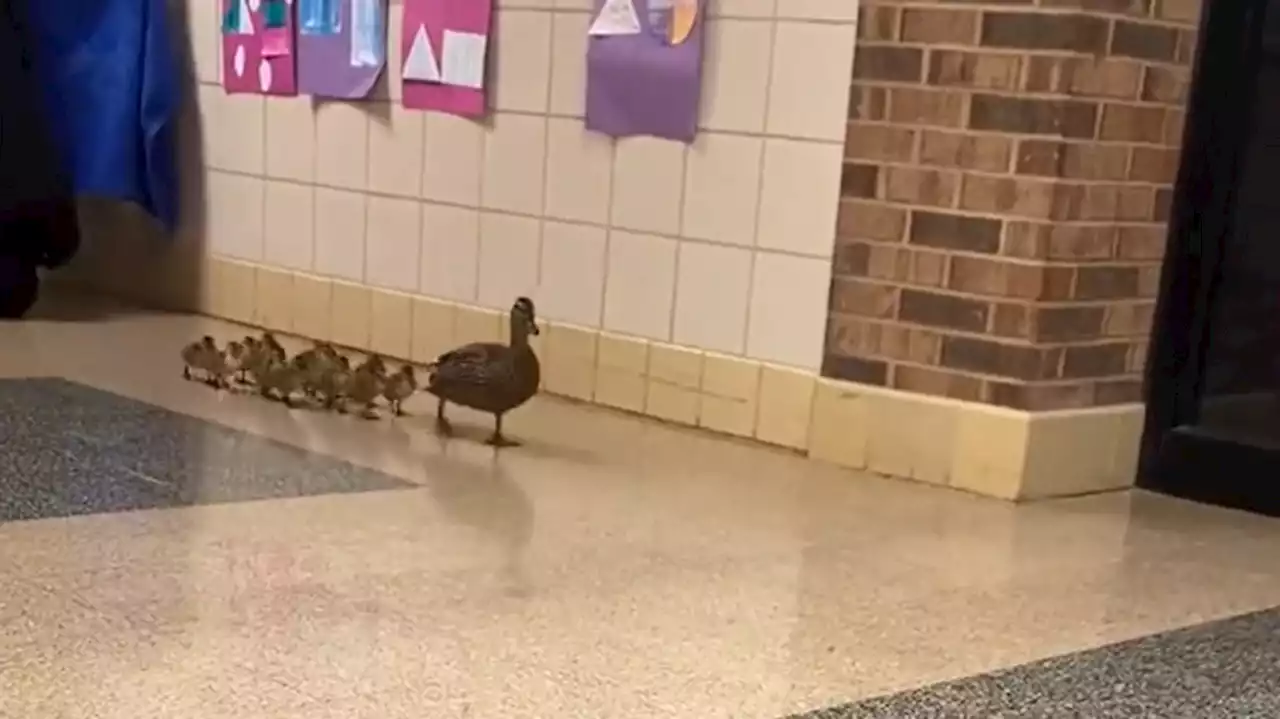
[
  {"x1": 585, "y1": 0, "x2": 705, "y2": 143},
  {"x1": 297, "y1": 0, "x2": 387, "y2": 100}
]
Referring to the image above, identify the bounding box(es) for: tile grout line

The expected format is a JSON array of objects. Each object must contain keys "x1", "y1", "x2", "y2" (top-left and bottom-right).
[
  {"x1": 203, "y1": 80, "x2": 851, "y2": 147},
  {"x1": 535, "y1": 17, "x2": 557, "y2": 303},
  {"x1": 208, "y1": 167, "x2": 836, "y2": 264},
  {"x1": 211, "y1": 254, "x2": 828, "y2": 375},
  {"x1": 667, "y1": 142, "x2": 693, "y2": 344},
  {"x1": 742, "y1": 13, "x2": 781, "y2": 360}
]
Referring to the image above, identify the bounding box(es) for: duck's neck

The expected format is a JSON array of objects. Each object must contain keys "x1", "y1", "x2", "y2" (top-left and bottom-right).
[{"x1": 509, "y1": 322, "x2": 530, "y2": 349}]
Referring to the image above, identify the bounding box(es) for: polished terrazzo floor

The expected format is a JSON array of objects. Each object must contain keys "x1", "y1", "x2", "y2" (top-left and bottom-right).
[{"x1": 4, "y1": 294, "x2": 1280, "y2": 718}]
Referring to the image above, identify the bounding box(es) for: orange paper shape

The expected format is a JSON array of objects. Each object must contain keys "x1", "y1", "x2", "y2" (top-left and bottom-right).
[{"x1": 669, "y1": 0, "x2": 696, "y2": 44}]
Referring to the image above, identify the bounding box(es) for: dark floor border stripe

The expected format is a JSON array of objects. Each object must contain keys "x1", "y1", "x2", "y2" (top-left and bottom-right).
[{"x1": 788, "y1": 607, "x2": 1280, "y2": 718}]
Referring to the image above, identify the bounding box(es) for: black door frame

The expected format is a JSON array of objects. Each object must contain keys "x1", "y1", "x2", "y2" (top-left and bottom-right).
[{"x1": 1137, "y1": 0, "x2": 1279, "y2": 513}]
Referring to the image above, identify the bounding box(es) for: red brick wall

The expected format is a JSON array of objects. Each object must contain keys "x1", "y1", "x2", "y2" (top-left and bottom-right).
[{"x1": 824, "y1": 0, "x2": 1203, "y2": 411}]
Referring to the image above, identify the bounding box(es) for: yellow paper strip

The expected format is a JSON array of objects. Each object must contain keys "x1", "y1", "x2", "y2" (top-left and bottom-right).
[{"x1": 669, "y1": 0, "x2": 697, "y2": 45}]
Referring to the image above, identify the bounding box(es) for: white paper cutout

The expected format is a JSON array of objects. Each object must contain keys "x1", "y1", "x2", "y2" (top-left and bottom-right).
[
  {"x1": 237, "y1": 0, "x2": 254, "y2": 33},
  {"x1": 588, "y1": 0, "x2": 641, "y2": 36},
  {"x1": 248, "y1": 0, "x2": 261, "y2": 11},
  {"x1": 402, "y1": 25, "x2": 441, "y2": 81},
  {"x1": 350, "y1": 0, "x2": 384, "y2": 68},
  {"x1": 233, "y1": 44, "x2": 247, "y2": 77},
  {"x1": 440, "y1": 30, "x2": 487, "y2": 90},
  {"x1": 258, "y1": 58, "x2": 274, "y2": 91}
]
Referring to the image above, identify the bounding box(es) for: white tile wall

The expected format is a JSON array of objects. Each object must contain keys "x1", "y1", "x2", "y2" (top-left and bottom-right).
[
  {"x1": 478, "y1": 212, "x2": 542, "y2": 309},
  {"x1": 367, "y1": 106, "x2": 425, "y2": 197},
  {"x1": 422, "y1": 112, "x2": 484, "y2": 206},
  {"x1": 539, "y1": 220, "x2": 607, "y2": 327},
  {"x1": 673, "y1": 242, "x2": 753, "y2": 354},
  {"x1": 604, "y1": 230, "x2": 677, "y2": 341},
  {"x1": 420, "y1": 203, "x2": 480, "y2": 302},
  {"x1": 492, "y1": 10, "x2": 554, "y2": 113},
  {"x1": 263, "y1": 180, "x2": 314, "y2": 271},
  {"x1": 365, "y1": 196, "x2": 422, "y2": 292},
  {"x1": 313, "y1": 187, "x2": 366, "y2": 282},
  {"x1": 264, "y1": 96, "x2": 316, "y2": 182},
  {"x1": 182, "y1": 0, "x2": 856, "y2": 372}
]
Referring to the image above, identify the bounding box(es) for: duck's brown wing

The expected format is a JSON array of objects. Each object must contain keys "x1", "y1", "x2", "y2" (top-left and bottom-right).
[{"x1": 430, "y1": 343, "x2": 512, "y2": 387}]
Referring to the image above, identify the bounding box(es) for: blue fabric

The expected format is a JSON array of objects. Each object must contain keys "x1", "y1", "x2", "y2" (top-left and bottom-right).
[{"x1": 24, "y1": 0, "x2": 180, "y2": 233}]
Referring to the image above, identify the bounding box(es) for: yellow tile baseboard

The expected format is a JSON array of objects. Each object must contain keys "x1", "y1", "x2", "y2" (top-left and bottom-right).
[{"x1": 65, "y1": 255, "x2": 1145, "y2": 502}]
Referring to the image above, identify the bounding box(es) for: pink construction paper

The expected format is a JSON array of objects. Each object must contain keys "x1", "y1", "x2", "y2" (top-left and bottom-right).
[
  {"x1": 401, "y1": 0, "x2": 492, "y2": 118},
  {"x1": 222, "y1": 0, "x2": 298, "y2": 95},
  {"x1": 261, "y1": 27, "x2": 291, "y2": 57}
]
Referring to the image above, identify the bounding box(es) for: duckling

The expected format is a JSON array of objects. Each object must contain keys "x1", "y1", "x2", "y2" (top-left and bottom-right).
[
  {"x1": 344, "y1": 362, "x2": 385, "y2": 419},
  {"x1": 205, "y1": 341, "x2": 245, "y2": 389},
  {"x1": 223, "y1": 341, "x2": 247, "y2": 383},
  {"x1": 357, "y1": 353, "x2": 387, "y2": 378},
  {"x1": 258, "y1": 357, "x2": 306, "y2": 408},
  {"x1": 426, "y1": 296, "x2": 541, "y2": 447},
  {"x1": 317, "y1": 355, "x2": 352, "y2": 411},
  {"x1": 382, "y1": 365, "x2": 418, "y2": 416},
  {"x1": 262, "y1": 331, "x2": 287, "y2": 363},
  {"x1": 296, "y1": 342, "x2": 339, "y2": 398},
  {"x1": 240, "y1": 336, "x2": 272, "y2": 385},
  {"x1": 180, "y1": 336, "x2": 218, "y2": 382}
]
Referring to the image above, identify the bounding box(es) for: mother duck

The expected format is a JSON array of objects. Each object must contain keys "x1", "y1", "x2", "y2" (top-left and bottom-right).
[{"x1": 427, "y1": 297, "x2": 541, "y2": 447}]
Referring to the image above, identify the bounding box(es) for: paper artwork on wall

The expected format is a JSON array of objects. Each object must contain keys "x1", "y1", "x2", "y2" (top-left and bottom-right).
[
  {"x1": 585, "y1": 0, "x2": 705, "y2": 142},
  {"x1": 401, "y1": 0, "x2": 493, "y2": 118},
  {"x1": 403, "y1": 26, "x2": 441, "y2": 81},
  {"x1": 295, "y1": 0, "x2": 387, "y2": 99},
  {"x1": 222, "y1": 0, "x2": 298, "y2": 96},
  {"x1": 588, "y1": 0, "x2": 640, "y2": 36}
]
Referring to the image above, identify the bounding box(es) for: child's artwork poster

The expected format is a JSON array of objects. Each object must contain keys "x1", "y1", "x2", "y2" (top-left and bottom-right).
[
  {"x1": 400, "y1": 0, "x2": 493, "y2": 119},
  {"x1": 296, "y1": 0, "x2": 388, "y2": 99},
  {"x1": 585, "y1": 0, "x2": 705, "y2": 142},
  {"x1": 222, "y1": 0, "x2": 298, "y2": 95}
]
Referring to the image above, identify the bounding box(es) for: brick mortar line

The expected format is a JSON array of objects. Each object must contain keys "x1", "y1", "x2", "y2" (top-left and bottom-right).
[
  {"x1": 832, "y1": 262, "x2": 1162, "y2": 281},
  {"x1": 838, "y1": 160, "x2": 1181, "y2": 191},
  {"x1": 851, "y1": 46, "x2": 1197, "y2": 72},
  {"x1": 829, "y1": 311, "x2": 1158, "y2": 337},
  {"x1": 829, "y1": 327, "x2": 1152, "y2": 363},
  {"x1": 828, "y1": 289, "x2": 1163, "y2": 321},
  {"x1": 835, "y1": 201, "x2": 1169, "y2": 228},
  {"x1": 828, "y1": 280, "x2": 1159, "y2": 310},
  {"x1": 843, "y1": 123, "x2": 1187, "y2": 151},
  {"x1": 853, "y1": 36, "x2": 1196, "y2": 54},
  {"x1": 857, "y1": 3, "x2": 1199, "y2": 30},
  {"x1": 868, "y1": 355, "x2": 1144, "y2": 388},
  {"x1": 843, "y1": 82, "x2": 1190, "y2": 112},
  {"x1": 828, "y1": 245, "x2": 1166, "y2": 270}
]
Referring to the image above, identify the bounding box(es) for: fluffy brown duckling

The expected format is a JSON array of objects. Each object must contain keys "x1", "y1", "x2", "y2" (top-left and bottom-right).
[
  {"x1": 262, "y1": 331, "x2": 287, "y2": 363},
  {"x1": 345, "y1": 362, "x2": 385, "y2": 419},
  {"x1": 427, "y1": 296, "x2": 541, "y2": 447},
  {"x1": 357, "y1": 353, "x2": 387, "y2": 378},
  {"x1": 208, "y1": 340, "x2": 245, "y2": 389},
  {"x1": 296, "y1": 342, "x2": 340, "y2": 398},
  {"x1": 317, "y1": 355, "x2": 352, "y2": 411},
  {"x1": 181, "y1": 336, "x2": 218, "y2": 382},
  {"x1": 223, "y1": 340, "x2": 247, "y2": 379},
  {"x1": 240, "y1": 336, "x2": 272, "y2": 384},
  {"x1": 258, "y1": 356, "x2": 306, "y2": 407},
  {"x1": 382, "y1": 365, "x2": 418, "y2": 416}
]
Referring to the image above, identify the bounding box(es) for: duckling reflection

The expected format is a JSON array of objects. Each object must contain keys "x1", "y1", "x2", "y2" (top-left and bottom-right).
[{"x1": 420, "y1": 445, "x2": 536, "y2": 598}]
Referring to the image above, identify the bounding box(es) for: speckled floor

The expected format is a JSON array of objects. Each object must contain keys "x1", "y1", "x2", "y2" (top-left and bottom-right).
[{"x1": 4, "y1": 294, "x2": 1280, "y2": 718}]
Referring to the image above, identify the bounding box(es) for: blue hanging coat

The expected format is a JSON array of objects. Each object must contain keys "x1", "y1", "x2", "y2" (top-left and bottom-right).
[{"x1": 23, "y1": 0, "x2": 180, "y2": 233}]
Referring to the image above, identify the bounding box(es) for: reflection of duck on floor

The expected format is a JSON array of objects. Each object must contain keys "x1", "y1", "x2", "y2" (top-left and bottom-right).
[{"x1": 419, "y1": 442, "x2": 536, "y2": 598}]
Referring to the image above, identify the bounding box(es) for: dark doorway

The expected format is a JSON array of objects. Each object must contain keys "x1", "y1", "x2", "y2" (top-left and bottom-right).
[{"x1": 1139, "y1": 0, "x2": 1280, "y2": 514}]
